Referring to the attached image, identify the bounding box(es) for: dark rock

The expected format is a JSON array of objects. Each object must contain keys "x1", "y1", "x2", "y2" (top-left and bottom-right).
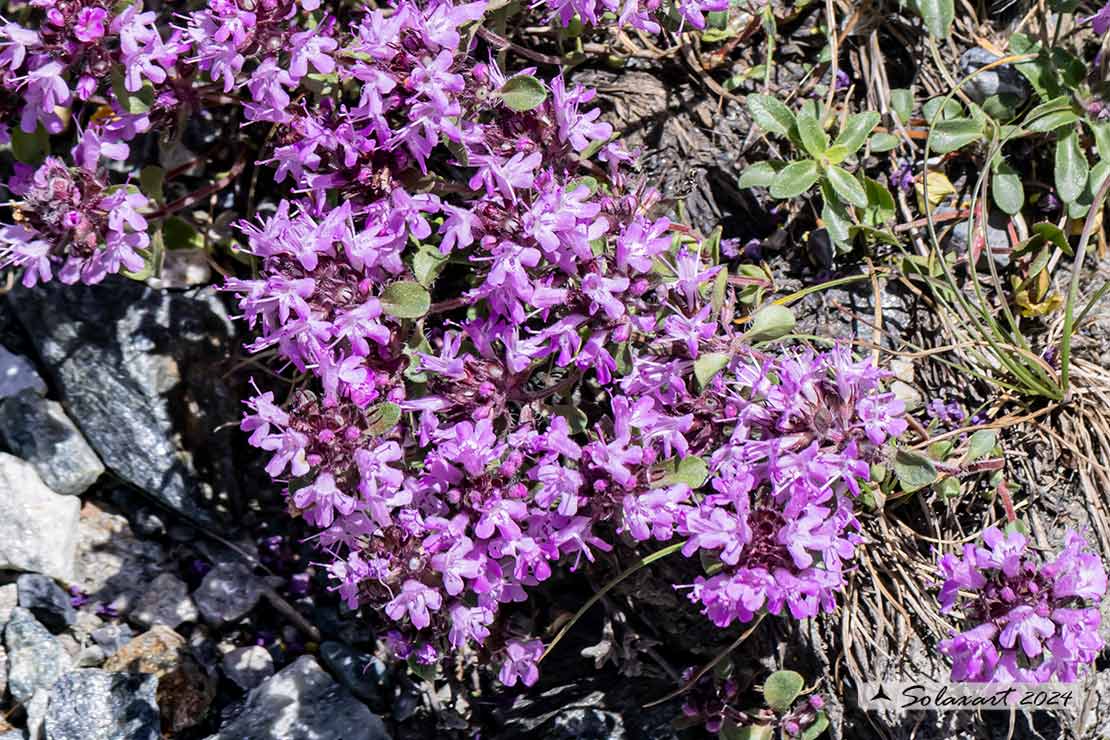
[
  {"x1": 4, "y1": 607, "x2": 70, "y2": 703},
  {"x1": 959, "y1": 48, "x2": 1031, "y2": 117},
  {"x1": 0, "y1": 453, "x2": 80, "y2": 581},
  {"x1": 221, "y1": 645, "x2": 274, "y2": 690},
  {"x1": 319, "y1": 641, "x2": 386, "y2": 707},
  {"x1": 16, "y1": 574, "x2": 76, "y2": 633},
  {"x1": 0, "y1": 344, "x2": 46, "y2": 399},
  {"x1": 90, "y1": 624, "x2": 133, "y2": 658},
  {"x1": 75, "y1": 502, "x2": 166, "y2": 618},
  {"x1": 206, "y1": 656, "x2": 389, "y2": 740},
  {"x1": 45, "y1": 670, "x2": 160, "y2": 740},
  {"x1": 6, "y1": 278, "x2": 240, "y2": 524},
  {"x1": 102, "y1": 625, "x2": 215, "y2": 734},
  {"x1": 193, "y1": 562, "x2": 263, "y2": 625},
  {"x1": 0, "y1": 391, "x2": 103, "y2": 496},
  {"x1": 131, "y1": 573, "x2": 197, "y2": 629}
]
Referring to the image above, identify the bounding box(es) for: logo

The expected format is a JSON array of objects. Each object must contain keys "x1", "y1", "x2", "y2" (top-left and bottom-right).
[{"x1": 858, "y1": 682, "x2": 1079, "y2": 713}]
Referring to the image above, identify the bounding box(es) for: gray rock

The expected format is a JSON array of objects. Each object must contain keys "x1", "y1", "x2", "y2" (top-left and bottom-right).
[
  {"x1": 206, "y1": 656, "x2": 388, "y2": 740},
  {"x1": 0, "y1": 733, "x2": 24, "y2": 740},
  {"x1": 16, "y1": 575, "x2": 76, "y2": 633},
  {"x1": 193, "y1": 562, "x2": 262, "y2": 625},
  {"x1": 5, "y1": 608, "x2": 70, "y2": 703},
  {"x1": 0, "y1": 454, "x2": 80, "y2": 581},
  {"x1": 131, "y1": 574, "x2": 197, "y2": 629},
  {"x1": 90, "y1": 624, "x2": 132, "y2": 658},
  {"x1": 0, "y1": 583, "x2": 17, "y2": 627},
  {"x1": 222, "y1": 646, "x2": 274, "y2": 690},
  {"x1": 6, "y1": 278, "x2": 240, "y2": 524},
  {"x1": 319, "y1": 641, "x2": 385, "y2": 706},
  {"x1": 26, "y1": 690, "x2": 48, "y2": 740},
  {"x1": 0, "y1": 344, "x2": 45, "y2": 400},
  {"x1": 75, "y1": 502, "x2": 165, "y2": 618},
  {"x1": 959, "y1": 47, "x2": 1031, "y2": 116},
  {"x1": 0, "y1": 391, "x2": 104, "y2": 496},
  {"x1": 0, "y1": 644, "x2": 7, "y2": 699},
  {"x1": 45, "y1": 670, "x2": 160, "y2": 740},
  {"x1": 942, "y1": 208, "x2": 1013, "y2": 268}
]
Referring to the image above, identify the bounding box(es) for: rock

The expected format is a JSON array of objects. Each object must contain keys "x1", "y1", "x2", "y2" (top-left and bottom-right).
[
  {"x1": 26, "y1": 690, "x2": 49, "y2": 740},
  {"x1": 103, "y1": 625, "x2": 215, "y2": 733},
  {"x1": 4, "y1": 608, "x2": 70, "y2": 703},
  {"x1": 0, "y1": 454, "x2": 80, "y2": 581},
  {"x1": 942, "y1": 208, "x2": 1014, "y2": 267},
  {"x1": 131, "y1": 574, "x2": 197, "y2": 630},
  {"x1": 221, "y1": 646, "x2": 274, "y2": 690},
  {"x1": 75, "y1": 502, "x2": 165, "y2": 618},
  {"x1": 319, "y1": 641, "x2": 385, "y2": 706},
  {"x1": 16, "y1": 575, "x2": 76, "y2": 634},
  {"x1": 45, "y1": 670, "x2": 160, "y2": 740},
  {"x1": 206, "y1": 656, "x2": 389, "y2": 740},
  {"x1": 90, "y1": 624, "x2": 132, "y2": 658},
  {"x1": 0, "y1": 344, "x2": 46, "y2": 399},
  {"x1": 0, "y1": 391, "x2": 104, "y2": 496},
  {"x1": 959, "y1": 47, "x2": 1031, "y2": 117},
  {"x1": 193, "y1": 562, "x2": 263, "y2": 625},
  {"x1": 0, "y1": 583, "x2": 18, "y2": 627},
  {"x1": 0, "y1": 644, "x2": 7, "y2": 699},
  {"x1": 6, "y1": 278, "x2": 240, "y2": 524}
]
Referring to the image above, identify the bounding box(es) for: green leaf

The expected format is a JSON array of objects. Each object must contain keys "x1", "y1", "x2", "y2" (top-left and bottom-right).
[
  {"x1": 111, "y1": 67, "x2": 154, "y2": 114},
  {"x1": 915, "y1": 0, "x2": 954, "y2": 37},
  {"x1": 832, "y1": 111, "x2": 882, "y2": 155},
  {"x1": 747, "y1": 94, "x2": 796, "y2": 138},
  {"x1": 966, "y1": 429, "x2": 997, "y2": 461},
  {"x1": 821, "y1": 180, "x2": 852, "y2": 244},
  {"x1": 742, "y1": 303, "x2": 796, "y2": 343},
  {"x1": 552, "y1": 404, "x2": 589, "y2": 435},
  {"x1": 1024, "y1": 109, "x2": 1079, "y2": 133},
  {"x1": 802, "y1": 712, "x2": 830, "y2": 740},
  {"x1": 499, "y1": 75, "x2": 547, "y2": 112},
  {"x1": 863, "y1": 178, "x2": 896, "y2": 226},
  {"x1": 1055, "y1": 128, "x2": 1089, "y2": 204},
  {"x1": 366, "y1": 401, "x2": 402, "y2": 436},
  {"x1": 1091, "y1": 121, "x2": 1110, "y2": 161},
  {"x1": 796, "y1": 108, "x2": 828, "y2": 158},
  {"x1": 140, "y1": 165, "x2": 165, "y2": 206},
  {"x1": 894, "y1": 449, "x2": 938, "y2": 492},
  {"x1": 162, "y1": 216, "x2": 203, "y2": 250},
  {"x1": 991, "y1": 161, "x2": 1024, "y2": 215},
  {"x1": 122, "y1": 226, "x2": 163, "y2": 282},
  {"x1": 413, "y1": 244, "x2": 448, "y2": 287},
  {"x1": 934, "y1": 477, "x2": 961, "y2": 499},
  {"x1": 869, "y1": 132, "x2": 899, "y2": 152},
  {"x1": 922, "y1": 97, "x2": 963, "y2": 123},
  {"x1": 10, "y1": 124, "x2": 49, "y2": 165},
  {"x1": 769, "y1": 160, "x2": 819, "y2": 199},
  {"x1": 719, "y1": 721, "x2": 774, "y2": 740},
  {"x1": 738, "y1": 160, "x2": 784, "y2": 189},
  {"x1": 891, "y1": 89, "x2": 913, "y2": 124},
  {"x1": 381, "y1": 281, "x2": 432, "y2": 319},
  {"x1": 826, "y1": 166, "x2": 868, "y2": 208},
  {"x1": 928, "y1": 118, "x2": 983, "y2": 153},
  {"x1": 763, "y1": 670, "x2": 804, "y2": 712},
  {"x1": 656, "y1": 456, "x2": 709, "y2": 489},
  {"x1": 694, "y1": 352, "x2": 730, "y2": 389}
]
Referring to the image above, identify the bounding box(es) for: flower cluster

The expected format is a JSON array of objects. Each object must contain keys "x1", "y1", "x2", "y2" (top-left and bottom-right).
[
  {"x1": 539, "y1": 0, "x2": 729, "y2": 33},
  {"x1": 937, "y1": 526, "x2": 1107, "y2": 682}
]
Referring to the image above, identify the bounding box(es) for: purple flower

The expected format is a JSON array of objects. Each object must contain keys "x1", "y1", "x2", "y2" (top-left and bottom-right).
[
  {"x1": 385, "y1": 579, "x2": 443, "y2": 630},
  {"x1": 1088, "y1": 2, "x2": 1110, "y2": 35},
  {"x1": 75, "y1": 7, "x2": 108, "y2": 42},
  {"x1": 499, "y1": 639, "x2": 544, "y2": 687}
]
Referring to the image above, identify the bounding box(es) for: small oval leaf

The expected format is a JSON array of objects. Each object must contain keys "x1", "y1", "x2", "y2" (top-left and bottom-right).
[
  {"x1": 499, "y1": 75, "x2": 548, "y2": 112},
  {"x1": 763, "y1": 670, "x2": 805, "y2": 712},
  {"x1": 381, "y1": 281, "x2": 432, "y2": 319}
]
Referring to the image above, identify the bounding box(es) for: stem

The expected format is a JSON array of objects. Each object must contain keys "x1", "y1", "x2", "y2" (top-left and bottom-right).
[
  {"x1": 1060, "y1": 168, "x2": 1110, "y2": 395},
  {"x1": 997, "y1": 480, "x2": 1017, "y2": 524}
]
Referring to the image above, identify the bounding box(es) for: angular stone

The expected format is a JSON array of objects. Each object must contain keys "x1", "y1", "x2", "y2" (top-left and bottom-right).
[
  {"x1": 7, "y1": 278, "x2": 240, "y2": 524},
  {"x1": 0, "y1": 454, "x2": 80, "y2": 581},
  {"x1": 5, "y1": 607, "x2": 70, "y2": 703},
  {"x1": 17, "y1": 574, "x2": 76, "y2": 633},
  {"x1": 206, "y1": 656, "x2": 389, "y2": 740},
  {"x1": 0, "y1": 343, "x2": 46, "y2": 400},
  {"x1": 90, "y1": 624, "x2": 133, "y2": 658},
  {"x1": 45, "y1": 670, "x2": 160, "y2": 740},
  {"x1": 131, "y1": 574, "x2": 197, "y2": 629},
  {"x1": 0, "y1": 391, "x2": 104, "y2": 495},
  {"x1": 75, "y1": 502, "x2": 165, "y2": 618},
  {"x1": 0, "y1": 583, "x2": 17, "y2": 627},
  {"x1": 222, "y1": 646, "x2": 274, "y2": 690},
  {"x1": 103, "y1": 625, "x2": 215, "y2": 733},
  {"x1": 193, "y1": 562, "x2": 262, "y2": 625}
]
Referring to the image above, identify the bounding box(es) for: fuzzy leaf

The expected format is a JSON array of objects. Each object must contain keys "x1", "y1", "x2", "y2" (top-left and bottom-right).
[
  {"x1": 869, "y1": 132, "x2": 900, "y2": 152},
  {"x1": 413, "y1": 244, "x2": 448, "y2": 287},
  {"x1": 140, "y1": 165, "x2": 165, "y2": 205},
  {"x1": 747, "y1": 94, "x2": 796, "y2": 138},
  {"x1": 894, "y1": 449, "x2": 938, "y2": 492},
  {"x1": 738, "y1": 160, "x2": 784, "y2": 189},
  {"x1": 965, "y1": 429, "x2": 997, "y2": 461},
  {"x1": 802, "y1": 712, "x2": 830, "y2": 740},
  {"x1": 763, "y1": 670, "x2": 804, "y2": 712},
  {"x1": 991, "y1": 161, "x2": 1024, "y2": 215},
  {"x1": 656, "y1": 455, "x2": 709, "y2": 489},
  {"x1": 694, "y1": 352, "x2": 730, "y2": 388},
  {"x1": 916, "y1": 0, "x2": 954, "y2": 37},
  {"x1": 10, "y1": 125, "x2": 49, "y2": 164},
  {"x1": 769, "y1": 160, "x2": 819, "y2": 199},
  {"x1": 796, "y1": 108, "x2": 828, "y2": 158},
  {"x1": 928, "y1": 118, "x2": 983, "y2": 153},
  {"x1": 1055, "y1": 128, "x2": 1089, "y2": 204},
  {"x1": 826, "y1": 166, "x2": 868, "y2": 208},
  {"x1": 832, "y1": 111, "x2": 881, "y2": 156},
  {"x1": 499, "y1": 75, "x2": 547, "y2": 112},
  {"x1": 743, "y1": 303, "x2": 796, "y2": 343},
  {"x1": 891, "y1": 89, "x2": 914, "y2": 124},
  {"x1": 367, "y1": 402, "x2": 402, "y2": 436},
  {"x1": 381, "y1": 281, "x2": 432, "y2": 319}
]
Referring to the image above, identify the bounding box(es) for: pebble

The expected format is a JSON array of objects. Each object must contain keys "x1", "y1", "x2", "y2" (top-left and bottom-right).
[
  {"x1": 4, "y1": 607, "x2": 71, "y2": 704},
  {"x1": 319, "y1": 641, "x2": 386, "y2": 706},
  {"x1": 0, "y1": 453, "x2": 81, "y2": 581},
  {"x1": 90, "y1": 624, "x2": 133, "y2": 658},
  {"x1": 131, "y1": 573, "x2": 198, "y2": 630},
  {"x1": 0, "y1": 344, "x2": 46, "y2": 400},
  {"x1": 221, "y1": 646, "x2": 274, "y2": 691},
  {"x1": 0, "y1": 391, "x2": 104, "y2": 496},
  {"x1": 206, "y1": 655, "x2": 389, "y2": 740},
  {"x1": 0, "y1": 583, "x2": 17, "y2": 627},
  {"x1": 17, "y1": 574, "x2": 76, "y2": 634},
  {"x1": 44, "y1": 670, "x2": 160, "y2": 740},
  {"x1": 193, "y1": 562, "x2": 263, "y2": 625}
]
